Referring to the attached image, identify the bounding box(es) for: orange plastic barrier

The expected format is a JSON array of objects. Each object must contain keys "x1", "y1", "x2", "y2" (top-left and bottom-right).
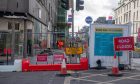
[{"x1": 22, "y1": 57, "x2": 88, "y2": 71}]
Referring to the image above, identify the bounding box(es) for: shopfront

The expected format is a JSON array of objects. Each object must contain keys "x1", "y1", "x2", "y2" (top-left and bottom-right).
[{"x1": 0, "y1": 31, "x2": 20, "y2": 65}]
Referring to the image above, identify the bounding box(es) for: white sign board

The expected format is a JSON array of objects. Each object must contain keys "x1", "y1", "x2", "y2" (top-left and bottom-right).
[{"x1": 89, "y1": 23, "x2": 131, "y2": 68}]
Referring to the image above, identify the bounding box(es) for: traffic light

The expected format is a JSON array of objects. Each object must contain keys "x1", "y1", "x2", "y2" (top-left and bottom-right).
[
  {"x1": 61, "y1": 0, "x2": 69, "y2": 10},
  {"x1": 76, "y1": 0, "x2": 84, "y2": 11}
]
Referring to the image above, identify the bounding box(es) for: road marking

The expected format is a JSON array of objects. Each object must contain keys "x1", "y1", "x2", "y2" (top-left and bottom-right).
[
  {"x1": 71, "y1": 77, "x2": 113, "y2": 84},
  {"x1": 80, "y1": 74, "x2": 140, "y2": 84},
  {"x1": 78, "y1": 72, "x2": 109, "y2": 79},
  {"x1": 94, "y1": 82, "x2": 115, "y2": 84},
  {"x1": 64, "y1": 77, "x2": 72, "y2": 84},
  {"x1": 122, "y1": 71, "x2": 140, "y2": 75},
  {"x1": 128, "y1": 77, "x2": 140, "y2": 81},
  {"x1": 101, "y1": 74, "x2": 140, "y2": 84},
  {"x1": 47, "y1": 72, "x2": 56, "y2": 84},
  {"x1": 81, "y1": 72, "x2": 92, "y2": 74},
  {"x1": 64, "y1": 70, "x2": 140, "y2": 84},
  {"x1": 70, "y1": 71, "x2": 140, "y2": 84},
  {"x1": 67, "y1": 70, "x2": 75, "y2": 74}
]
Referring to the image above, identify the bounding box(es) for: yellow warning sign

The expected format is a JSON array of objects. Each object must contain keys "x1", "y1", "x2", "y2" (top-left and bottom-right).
[
  {"x1": 135, "y1": 47, "x2": 140, "y2": 52},
  {"x1": 65, "y1": 47, "x2": 83, "y2": 55}
]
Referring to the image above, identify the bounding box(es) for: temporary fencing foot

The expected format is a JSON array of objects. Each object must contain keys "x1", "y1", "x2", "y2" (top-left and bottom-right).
[
  {"x1": 56, "y1": 73, "x2": 71, "y2": 77},
  {"x1": 108, "y1": 73, "x2": 123, "y2": 77}
]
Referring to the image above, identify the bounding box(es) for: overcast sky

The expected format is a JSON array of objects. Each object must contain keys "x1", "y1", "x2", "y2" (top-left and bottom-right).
[{"x1": 68, "y1": 0, "x2": 120, "y2": 32}]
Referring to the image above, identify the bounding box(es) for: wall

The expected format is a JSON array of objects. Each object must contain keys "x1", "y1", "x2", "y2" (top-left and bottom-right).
[{"x1": 0, "y1": 0, "x2": 28, "y2": 13}]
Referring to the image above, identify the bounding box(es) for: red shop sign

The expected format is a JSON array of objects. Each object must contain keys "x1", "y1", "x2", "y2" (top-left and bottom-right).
[{"x1": 114, "y1": 37, "x2": 134, "y2": 51}]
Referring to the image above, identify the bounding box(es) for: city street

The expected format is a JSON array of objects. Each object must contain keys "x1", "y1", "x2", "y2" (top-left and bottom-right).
[
  {"x1": 1, "y1": 69, "x2": 140, "y2": 84},
  {"x1": 0, "y1": 0, "x2": 140, "y2": 84}
]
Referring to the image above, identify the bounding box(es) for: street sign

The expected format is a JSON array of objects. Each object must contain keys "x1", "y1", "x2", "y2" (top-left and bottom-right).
[
  {"x1": 114, "y1": 37, "x2": 134, "y2": 51},
  {"x1": 65, "y1": 47, "x2": 83, "y2": 55},
  {"x1": 85, "y1": 16, "x2": 93, "y2": 24}
]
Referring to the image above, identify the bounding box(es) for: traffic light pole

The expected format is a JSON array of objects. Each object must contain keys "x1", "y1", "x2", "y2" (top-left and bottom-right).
[
  {"x1": 70, "y1": 0, "x2": 74, "y2": 63},
  {"x1": 72, "y1": 0, "x2": 74, "y2": 42}
]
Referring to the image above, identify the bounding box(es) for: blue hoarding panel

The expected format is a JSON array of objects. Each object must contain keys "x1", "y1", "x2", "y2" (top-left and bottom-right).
[{"x1": 94, "y1": 32, "x2": 122, "y2": 56}]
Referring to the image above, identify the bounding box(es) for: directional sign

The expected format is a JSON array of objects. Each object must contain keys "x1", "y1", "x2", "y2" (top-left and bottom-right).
[{"x1": 85, "y1": 16, "x2": 93, "y2": 24}]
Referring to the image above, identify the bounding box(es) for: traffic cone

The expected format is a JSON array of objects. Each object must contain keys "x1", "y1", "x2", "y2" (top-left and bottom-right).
[
  {"x1": 108, "y1": 52, "x2": 123, "y2": 77},
  {"x1": 61, "y1": 59, "x2": 67, "y2": 74},
  {"x1": 56, "y1": 59, "x2": 71, "y2": 77}
]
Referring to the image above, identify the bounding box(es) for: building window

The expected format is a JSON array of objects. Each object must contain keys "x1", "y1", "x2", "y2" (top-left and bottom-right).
[
  {"x1": 49, "y1": 3, "x2": 50, "y2": 20},
  {"x1": 118, "y1": 17, "x2": 120, "y2": 23},
  {"x1": 124, "y1": 6, "x2": 126, "y2": 12},
  {"x1": 134, "y1": 1, "x2": 136, "y2": 9},
  {"x1": 137, "y1": 10, "x2": 138, "y2": 20},
  {"x1": 133, "y1": 23, "x2": 135, "y2": 34},
  {"x1": 115, "y1": 11, "x2": 117, "y2": 15},
  {"x1": 136, "y1": 23, "x2": 138, "y2": 33},
  {"x1": 129, "y1": 3, "x2": 131, "y2": 9},
  {"x1": 124, "y1": 14, "x2": 125, "y2": 23},
  {"x1": 51, "y1": 7, "x2": 52, "y2": 19},
  {"x1": 8, "y1": 22, "x2": 12, "y2": 30},
  {"x1": 133, "y1": 12, "x2": 135, "y2": 21},
  {"x1": 15, "y1": 23, "x2": 19, "y2": 30},
  {"x1": 38, "y1": 8, "x2": 41, "y2": 18},
  {"x1": 8, "y1": 22, "x2": 19, "y2": 30},
  {"x1": 137, "y1": 0, "x2": 139, "y2": 7},
  {"x1": 126, "y1": 13, "x2": 128, "y2": 22},
  {"x1": 121, "y1": 16, "x2": 122, "y2": 23},
  {"x1": 116, "y1": 18, "x2": 118, "y2": 24},
  {"x1": 127, "y1": 4, "x2": 128, "y2": 10},
  {"x1": 129, "y1": 11, "x2": 131, "y2": 21},
  {"x1": 118, "y1": 9, "x2": 120, "y2": 15}
]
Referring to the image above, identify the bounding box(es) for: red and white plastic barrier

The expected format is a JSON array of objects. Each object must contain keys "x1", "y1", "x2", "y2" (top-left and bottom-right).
[{"x1": 22, "y1": 57, "x2": 88, "y2": 72}]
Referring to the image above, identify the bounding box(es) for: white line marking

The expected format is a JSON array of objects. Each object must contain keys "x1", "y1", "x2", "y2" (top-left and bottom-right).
[
  {"x1": 78, "y1": 72, "x2": 109, "y2": 79},
  {"x1": 71, "y1": 72, "x2": 140, "y2": 84},
  {"x1": 102, "y1": 74, "x2": 140, "y2": 84},
  {"x1": 122, "y1": 72, "x2": 140, "y2": 75},
  {"x1": 128, "y1": 77, "x2": 140, "y2": 81},
  {"x1": 71, "y1": 77, "x2": 113, "y2": 84},
  {"x1": 64, "y1": 77, "x2": 72, "y2": 84}
]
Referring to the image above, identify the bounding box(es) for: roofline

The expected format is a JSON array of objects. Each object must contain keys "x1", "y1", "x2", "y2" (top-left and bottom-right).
[{"x1": 114, "y1": 0, "x2": 134, "y2": 11}]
